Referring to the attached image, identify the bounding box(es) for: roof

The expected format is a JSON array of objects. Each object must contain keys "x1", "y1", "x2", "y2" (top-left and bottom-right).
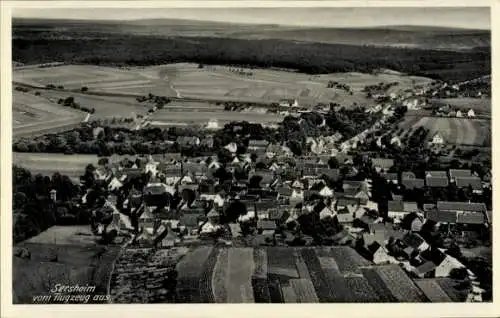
[
  {"x1": 455, "y1": 177, "x2": 482, "y2": 190},
  {"x1": 437, "y1": 201, "x2": 486, "y2": 213},
  {"x1": 255, "y1": 200, "x2": 279, "y2": 211},
  {"x1": 402, "y1": 178, "x2": 425, "y2": 189},
  {"x1": 402, "y1": 232, "x2": 426, "y2": 248},
  {"x1": 402, "y1": 172, "x2": 416, "y2": 179},
  {"x1": 414, "y1": 279, "x2": 453, "y2": 302},
  {"x1": 249, "y1": 139, "x2": 269, "y2": 147},
  {"x1": 179, "y1": 213, "x2": 203, "y2": 227},
  {"x1": 257, "y1": 220, "x2": 277, "y2": 230},
  {"x1": 317, "y1": 168, "x2": 340, "y2": 181},
  {"x1": 371, "y1": 158, "x2": 394, "y2": 169},
  {"x1": 383, "y1": 173, "x2": 398, "y2": 181},
  {"x1": 426, "y1": 176, "x2": 449, "y2": 188},
  {"x1": 336, "y1": 211, "x2": 354, "y2": 223},
  {"x1": 426, "y1": 171, "x2": 447, "y2": 178},
  {"x1": 388, "y1": 200, "x2": 404, "y2": 212},
  {"x1": 449, "y1": 169, "x2": 473, "y2": 178},
  {"x1": 268, "y1": 208, "x2": 286, "y2": 220},
  {"x1": 337, "y1": 197, "x2": 360, "y2": 208},
  {"x1": 277, "y1": 186, "x2": 293, "y2": 197},
  {"x1": 403, "y1": 202, "x2": 419, "y2": 213},
  {"x1": 456, "y1": 212, "x2": 484, "y2": 225},
  {"x1": 423, "y1": 203, "x2": 436, "y2": 211},
  {"x1": 426, "y1": 210, "x2": 456, "y2": 223},
  {"x1": 176, "y1": 136, "x2": 199, "y2": 145}
]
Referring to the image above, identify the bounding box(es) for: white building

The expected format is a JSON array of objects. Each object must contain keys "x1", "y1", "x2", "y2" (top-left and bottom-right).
[
  {"x1": 279, "y1": 99, "x2": 299, "y2": 108},
  {"x1": 456, "y1": 110, "x2": 463, "y2": 118},
  {"x1": 467, "y1": 109, "x2": 476, "y2": 117},
  {"x1": 431, "y1": 133, "x2": 444, "y2": 145}
]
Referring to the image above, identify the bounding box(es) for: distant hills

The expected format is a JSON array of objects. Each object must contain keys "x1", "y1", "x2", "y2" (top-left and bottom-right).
[{"x1": 13, "y1": 18, "x2": 490, "y2": 51}]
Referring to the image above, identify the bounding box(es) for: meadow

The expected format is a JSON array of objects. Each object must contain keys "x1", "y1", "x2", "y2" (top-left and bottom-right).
[
  {"x1": 13, "y1": 226, "x2": 119, "y2": 304},
  {"x1": 398, "y1": 115, "x2": 491, "y2": 147}
]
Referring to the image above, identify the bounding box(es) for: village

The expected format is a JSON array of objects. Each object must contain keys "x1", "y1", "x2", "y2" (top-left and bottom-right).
[{"x1": 54, "y1": 75, "x2": 489, "y2": 303}]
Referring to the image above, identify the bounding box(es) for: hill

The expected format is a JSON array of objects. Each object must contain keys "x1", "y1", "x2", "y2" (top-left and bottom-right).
[
  {"x1": 12, "y1": 18, "x2": 491, "y2": 82},
  {"x1": 13, "y1": 18, "x2": 490, "y2": 51}
]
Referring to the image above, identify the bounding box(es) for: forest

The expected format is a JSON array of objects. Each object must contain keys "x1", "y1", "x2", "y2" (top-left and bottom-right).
[{"x1": 12, "y1": 34, "x2": 490, "y2": 82}]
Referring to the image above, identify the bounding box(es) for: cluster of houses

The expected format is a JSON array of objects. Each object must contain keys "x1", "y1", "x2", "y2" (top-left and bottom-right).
[{"x1": 88, "y1": 146, "x2": 490, "y2": 302}]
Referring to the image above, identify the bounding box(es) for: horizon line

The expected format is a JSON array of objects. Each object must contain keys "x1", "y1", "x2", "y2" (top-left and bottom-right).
[{"x1": 12, "y1": 17, "x2": 491, "y2": 31}]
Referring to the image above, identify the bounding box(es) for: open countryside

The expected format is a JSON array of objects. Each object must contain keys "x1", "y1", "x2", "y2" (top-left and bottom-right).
[{"x1": 11, "y1": 7, "x2": 492, "y2": 307}]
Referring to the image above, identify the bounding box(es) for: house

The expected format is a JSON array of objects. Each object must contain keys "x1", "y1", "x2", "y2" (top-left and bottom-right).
[
  {"x1": 248, "y1": 139, "x2": 270, "y2": 150},
  {"x1": 361, "y1": 235, "x2": 392, "y2": 264},
  {"x1": 319, "y1": 206, "x2": 336, "y2": 219},
  {"x1": 176, "y1": 136, "x2": 200, "y2": 147},
  {"x1": 279, "y1": 99, "x2": 299, "y2": 108},
  {"x1": 143, "y1": 183, "x2": 171, "y2": 206},
  {"x1": 336, "y1": 210, "x2": 354, "y2": 225},
  {"x1": 318, "y1": 185, "x2": 334, "y2": 197},
  {"x1": 425, "y1": 171, "x2": 449, "y2": 188},
  {"x1": 224, "y1": 142, "x2": 238, "y2": 154},
  {"x1": 449, "y1": 169, "x2": 474, "y2": 180},
  {"x1": 430, "y1": 133, "x2": 444, "y2": 145},
  {"x1": 455, "y1": 177, "x2": 483, "y2": 193},
  {"x1": 456, "y1": 110, "x2": 463, "y2": 118},
  {"x1": 371, "y1": 158, "x2": 394, "y2": 173},
  {"x1": 383, "y1": 172, "x2": 399, "y2": 184},
  {"x1": 257, "y1": 220, "x2": 277, "y2": 237},
  {"x1": 402, "y1": 177, "x2": 425, "y2": 190},
  {"x1": 467, "y1": 109, "x2": 475, "y2": 117},
  {"x1": 420, "y1": 249, "x2": 466, "y2": 278},
  {"x1": 437, "y1": 201, "x2": 487, "y2": 214},
  {"x1": 401, "y1": 232, "x2": 430, "y2": 259},
  {"x1": 388, "y1": 200, "x2": 407, "y2": 220}
]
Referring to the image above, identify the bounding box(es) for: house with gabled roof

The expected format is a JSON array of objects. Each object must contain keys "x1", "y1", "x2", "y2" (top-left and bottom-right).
[
  {"x1": 425, "y1": 171, "x2": 449, "y2": 188},
  {"x1": 402, "y1": 177, "x2": 425, "y2": 190}
]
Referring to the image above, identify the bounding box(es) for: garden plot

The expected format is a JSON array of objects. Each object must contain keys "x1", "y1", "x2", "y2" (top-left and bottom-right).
[{"x1": 226, "y1": 248, "x2": 255, "y2": 303}]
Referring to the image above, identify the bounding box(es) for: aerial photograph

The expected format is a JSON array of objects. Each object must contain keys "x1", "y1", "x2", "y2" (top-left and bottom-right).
[{"x1": 10, "y1": 6, "x2": 491, "y2": 304}]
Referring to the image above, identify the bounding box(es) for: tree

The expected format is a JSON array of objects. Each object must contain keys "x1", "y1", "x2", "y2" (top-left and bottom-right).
[
  {"x1": 328, "y1": 157, "x2": 339, "y2": 168},
  {"x1": 81, "y1": 86, "x2": 89, "y2": 92}
]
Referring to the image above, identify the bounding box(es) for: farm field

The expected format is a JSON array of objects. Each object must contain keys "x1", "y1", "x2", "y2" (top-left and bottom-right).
[
  {"x1": 397, "y1": 116, "x2": 491, "y2": 147},
  {"x1": 14, "y1": 63, "x2": 433, "y2": 107},
  {"x1": 13, "y1": 152, "x2": 100, "y2": 181},
  {"x1": 431, "y1": 97, "x2": 491, "y2": 115},
  {"x1": 13, "y1": 226, "x2": 120, "y2": 304},
  {"x1": 151, "y1": 109, "x2": 284, "y2": 125},
  {"x1": 13, "y1": 91, "x2": 87, "y2": 137},
  {"x1": 175, "y1": 246, "x2": 437, "y2": 303},
  {"x1": 37, "y1": 90, "x2": 149, "y2": 119}
]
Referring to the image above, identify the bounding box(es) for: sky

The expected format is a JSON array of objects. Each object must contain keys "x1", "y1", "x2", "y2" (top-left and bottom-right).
[{"x1": 12, "y1": 7, "x2": 490, "y2": 30}]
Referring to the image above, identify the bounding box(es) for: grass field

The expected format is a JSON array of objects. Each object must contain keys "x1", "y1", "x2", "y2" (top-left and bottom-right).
[
  {"x1": 398, "y1": 116, "x2": 491, "y2": 147},
  {"x1": 14, "y1": 63, "x2": 433, "y2": 108},
  {"x1": 13, "y1": 152, "x2": 99, "y2": 181},
  {"x1": 13, "y1": 91, "x2": 87, "y2": 137},
  {"x1": 152, "y1": 109, "x2": 284, "y2": 125},
  {"x1": 176, "y1": 246, "x2": 435, "y2": 303},
  {"x1": 13, "y1": 226, "x2": 119, "y2": 304}
]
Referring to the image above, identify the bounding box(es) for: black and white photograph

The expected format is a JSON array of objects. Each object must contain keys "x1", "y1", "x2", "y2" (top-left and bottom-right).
[{"x1": 2, "y1": 1, "x2": 495, "y2": 311}]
